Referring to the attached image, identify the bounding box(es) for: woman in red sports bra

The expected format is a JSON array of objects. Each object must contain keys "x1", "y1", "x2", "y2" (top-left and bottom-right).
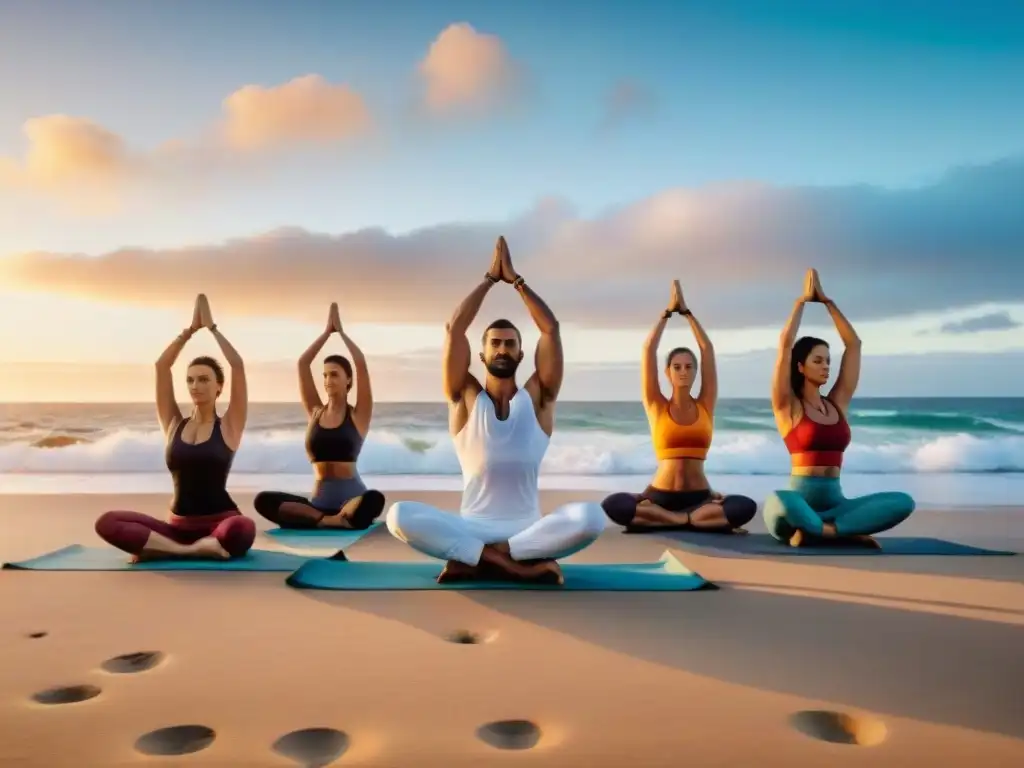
[
  {"x1": 763, "y1": 269, "x2": 916, "y2": 548},
  {"x1": 600, "y1": 280, "x2": 757, "y2": 533}
]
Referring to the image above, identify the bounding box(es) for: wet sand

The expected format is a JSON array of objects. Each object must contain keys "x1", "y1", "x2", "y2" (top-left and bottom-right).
[{"x1": 1, "y1": 491, "x2": 1022, "y2": 767}]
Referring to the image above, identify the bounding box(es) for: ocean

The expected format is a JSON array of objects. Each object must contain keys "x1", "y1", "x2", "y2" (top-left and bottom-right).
[{"x1": 2, "y1": 399, "x2": 1023, "y2": 507}]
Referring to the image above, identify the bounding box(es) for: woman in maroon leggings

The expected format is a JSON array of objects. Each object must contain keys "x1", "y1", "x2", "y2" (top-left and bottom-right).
[{"x1": 94, "y1": 295, "x2": 256, "y2": 561}]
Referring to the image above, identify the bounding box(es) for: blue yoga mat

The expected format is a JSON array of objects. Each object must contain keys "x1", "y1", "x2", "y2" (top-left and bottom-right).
[
  {"x1": 263, "y1": 523, "x2": 381, "y2": 550},
  {"x1": 2, "y1": 544, "x2": 313, "y2": 571},
  {"x1": 631, "y1": 531, "x2": 1016, "y2": 556},
  {"x1": 286, "y1": 550, "x2": 714, "y2": 591}
]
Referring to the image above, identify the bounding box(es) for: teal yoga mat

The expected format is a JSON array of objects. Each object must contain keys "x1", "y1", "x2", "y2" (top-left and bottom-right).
[
  {"x1": 629, "y1": 531, "x2": 1017, "y2": 556},
  {"x1": 285, "y1": 550, "x2": 714, "y2": 591},
  {"x1": 263, "y1": 523, "x2": 381, "y2": 550},
  {"x1": 2, "y1": 544, "x2": 314, "y2": 571}
]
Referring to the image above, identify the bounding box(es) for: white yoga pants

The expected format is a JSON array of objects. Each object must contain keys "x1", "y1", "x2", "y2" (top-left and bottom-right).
[{"x1": 385, "y1": 500, "x2": 607, "y2": 565}]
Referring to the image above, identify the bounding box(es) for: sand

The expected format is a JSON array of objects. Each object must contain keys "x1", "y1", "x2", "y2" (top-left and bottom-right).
[{"x1": 1, "y1": 490, "x2": 1022, "y2": 767}]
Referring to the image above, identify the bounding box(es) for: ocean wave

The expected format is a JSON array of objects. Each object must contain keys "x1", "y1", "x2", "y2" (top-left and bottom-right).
[{"x1": 1, "y1": 428, "x2": 1023, "y2": 475}]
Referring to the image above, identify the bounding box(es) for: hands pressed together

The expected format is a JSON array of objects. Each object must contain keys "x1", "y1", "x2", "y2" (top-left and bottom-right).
[
  {"x1": 188, "y1": 294, "x2": 217, "y2": 334},
  {"x1": 800, "y1": 268, "x2": 830, "y2": 304},
  {"x1": 664, "y1": 279, "x2": 690, "y2": 318},
  {"x1": 324, "y1": 302, "x2": 343, "y2": 335},
  {"x1": 486, "y1": 236, "x2": 521, "y2": 285}
]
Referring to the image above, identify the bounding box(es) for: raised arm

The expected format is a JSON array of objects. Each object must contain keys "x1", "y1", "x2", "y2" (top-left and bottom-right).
[
  {"x1": 443, "y1": 277, "x2": 495, "y2": 402},
  {"x1": 642, "y1": 312, "x2": 670, "y2": 409},
  {"x1": 341, "y1": 327, "x2": 373, "y2": 435},
  {"x1": 201, "y1": 298, "x2": 246, "y2": 449},
  {"x1": 297, "y1": 306, "x2": 338, "y2": 417},
  {"x1": 155, "y1": 327, "x2": 195, "y2": 436},
  {"x1": 685, "y1": 309, "x2": 718, "y2": 413},
  {"x1": 496, "y1": 238, "x2": 562, "y2": 402},
  {"x1": 772, "y1": 298, "x2": 807, "y2": 418},
  {"x1": 297, "y1": 330, "x2": 331, "y2": 416},
  {"x1": 514, "y1": 277, "x2": 563, "y2": 403},
  {"x1": 822, "y1": 294, "x2": 862, "y2": 412}
]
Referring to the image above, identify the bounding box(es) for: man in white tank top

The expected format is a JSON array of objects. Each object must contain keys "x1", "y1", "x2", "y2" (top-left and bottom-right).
[{"x1": 385, "y1": 236, "x2": 606, "y2": 584}]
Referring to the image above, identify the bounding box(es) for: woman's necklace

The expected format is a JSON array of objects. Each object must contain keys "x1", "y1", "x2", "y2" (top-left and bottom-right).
[{"x1": 804, "y1": 398, "x2": 828, "y2": 416}]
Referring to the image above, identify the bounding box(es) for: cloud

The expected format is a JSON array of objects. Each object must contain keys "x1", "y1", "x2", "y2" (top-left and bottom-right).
[
  {"x1": 219, "y1": 74, "x2": 372, "y2": 151},
  {"x1": 3, "y1": 156, "x2": 1023, "y2": 330},
  {"x1": 1, "y1": 74, "x2": 371, "y2": 212},
  {"x1": 935, "y1": 311, "x2": 1022, "y2": 335},
  {"x1": 417, "y1": 22, "x2": 522, "y2": 115},
  {"x1": 0, "y1": 116, "x2": 140, "y2": 213},
  {"x1": 599, "y1": 79, "x2": 658, "y2": 131}
]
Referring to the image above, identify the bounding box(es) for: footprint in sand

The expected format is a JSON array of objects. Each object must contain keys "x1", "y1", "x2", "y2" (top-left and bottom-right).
[
  {"x1": 26, "y1": 631, "x2": 47, "y2": 639},
  {"x1": 134, "y1": 725, "x2": 216, "y2": 756},
  {"x1": 31, "y1": 684, "x2": 101, "y2": 705},
  {"x1": 790, "y1": 709, "x2": 887, "y2": 746},
  {"x1": 445, "y1": 629, "x2": 498, "y2": 645},
  {"x1": 476, "y1": 719, "x2": 541, "y2": 750},
  {"x1": 100, "y1": 651, "x2": 165, "y2": 674},
  {"x1": 272, "y1": 728, "x2": 349, "y2": 767}
]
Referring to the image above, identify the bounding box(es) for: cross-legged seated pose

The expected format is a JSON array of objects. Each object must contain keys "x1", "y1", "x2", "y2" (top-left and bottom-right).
[
  {"x1": 253, "y1": 303, "x2": 384, "y2": 529},
  {"x1": 601, "y1": 280, "x2": 756, "y2": 533},
  {"x1": 762, "y1": 269, "x2": 916, "y2": 548},
  {"x1": 385, "y1": 236, "x2": 606, "y2": 585},
  {"x1": 95, "y1": 295, "x2": 256, "y2": 561}
]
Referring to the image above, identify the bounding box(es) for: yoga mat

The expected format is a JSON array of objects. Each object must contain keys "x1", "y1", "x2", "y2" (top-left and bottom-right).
[
  {"x1": 629, "y1": 531, "x2": 1017, "y2": 557},
  {"x1": 2, "y1": 544, "x2": 314, "y2": 571},
  {"x1": 286, "y1": 550, "x2": 714, "y2": 591},
  {"x1": 263, "y1": 523, "x2": 381, "y2": 550}
]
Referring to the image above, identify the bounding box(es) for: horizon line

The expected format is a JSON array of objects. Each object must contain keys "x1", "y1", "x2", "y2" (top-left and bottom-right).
[{"x1": 1, "y1": 395, "x2": 1021, "y2": 406}]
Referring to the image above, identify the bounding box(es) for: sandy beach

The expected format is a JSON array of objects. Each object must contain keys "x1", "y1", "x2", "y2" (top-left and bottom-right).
[{"x1": 1, "y1": 490, "x2": 1022, "y2": 767}]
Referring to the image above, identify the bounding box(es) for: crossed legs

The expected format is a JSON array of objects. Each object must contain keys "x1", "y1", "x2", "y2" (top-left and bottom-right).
[
  {"x1": 95, "y1": 510, "x2": 256, "y2": 561},
  {"x1": 385, "y1": 500, "x2": 607, "y2": 584},
  {"x1": 763, "y1": 476, "x2": 916, "y2": 547},
  {"x1": 253, "y1": 489, "x2": 385, "y2": 530},
  {"x1": 601, "y1": 487, "x2": 757, "y2": 533}
]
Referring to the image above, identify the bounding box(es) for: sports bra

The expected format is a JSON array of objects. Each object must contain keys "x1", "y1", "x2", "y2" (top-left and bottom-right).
[
  {"x1": 305, "y1": 405, "x2": 364, "y2": 463},
  {"x1": 165, "y1": 417, "x2": 237, "y2": 516},
  {"x1": 650, "y1": 399, "x2": 713, "y2": 461},
  {"x1": 783, "y1": 399, "x2": 852, "y2": 468}
]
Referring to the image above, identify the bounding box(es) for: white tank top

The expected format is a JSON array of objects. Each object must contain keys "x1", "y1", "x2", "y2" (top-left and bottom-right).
[{"x1": 453, "y1": 387, "x2": 550, "y2": 521}]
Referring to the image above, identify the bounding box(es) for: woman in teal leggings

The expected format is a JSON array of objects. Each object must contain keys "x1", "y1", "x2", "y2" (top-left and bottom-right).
[{"x1": 763, "y1": 269, "x2": 916, "y2": 548}]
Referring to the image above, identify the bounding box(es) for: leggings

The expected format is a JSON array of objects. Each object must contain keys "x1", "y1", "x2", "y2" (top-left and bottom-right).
[
  {"x1": 253, "y1": 488, "x2": 385, "y2": 529},
  {"x1": 94, "y1": 510, "x2": 256, "y2": 557},
  {"x1": 762, "y1": 475, "x2": 916, "y2": 541},
  {"x1": 385, "y1": 500, "x2": 607, "y2": 566},
  {"x1": 601, "y1": 486, "x2": 757, "y2": 531}
]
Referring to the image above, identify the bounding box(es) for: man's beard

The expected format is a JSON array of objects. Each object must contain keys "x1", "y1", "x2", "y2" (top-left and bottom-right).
[{"x1": 486, "y1": 355, "x2": 519, "y2": 379}]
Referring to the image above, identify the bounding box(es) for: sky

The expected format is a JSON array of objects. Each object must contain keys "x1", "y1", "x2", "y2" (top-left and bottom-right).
[{"x1": 1, "y1": 0, "x2": 1022, "y2": 401}]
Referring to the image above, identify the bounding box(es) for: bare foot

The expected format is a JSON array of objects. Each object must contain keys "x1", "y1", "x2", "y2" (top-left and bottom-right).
[
  {"x1": 192, "y1": 537, "x2": 231, "y2": 560},
  {"x1": 632, "y1": 500, "x2": 690, "y2": 528},
  {"x1": 789, "y1": 529, "x2": 805, "y2": 548},
  {"x1": 525, "y1": 559, "x2": 564, "y2": 585},
  {"x1": 318, "y1": 510, "x2": 355, "y2": 529},
  {"x1": 437, "y1": 560, "x2": 479, "y2": 583}
]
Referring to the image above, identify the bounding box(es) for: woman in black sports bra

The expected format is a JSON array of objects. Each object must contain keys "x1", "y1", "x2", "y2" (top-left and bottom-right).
[
  {"x1": 254, "y1": 303, "x2": 384, "y2": 529},
  {"x1": 95, "y1": 295, "x2": 256, "y2": 561}
]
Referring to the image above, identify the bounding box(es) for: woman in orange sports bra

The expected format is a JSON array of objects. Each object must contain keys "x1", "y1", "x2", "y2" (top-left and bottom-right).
[
  {"x1": 601, "y1": 280, "x2": 757, "y2": 533},
  {"x1": 763, "y1": 269, "x2": 916, "y2": 548}
]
